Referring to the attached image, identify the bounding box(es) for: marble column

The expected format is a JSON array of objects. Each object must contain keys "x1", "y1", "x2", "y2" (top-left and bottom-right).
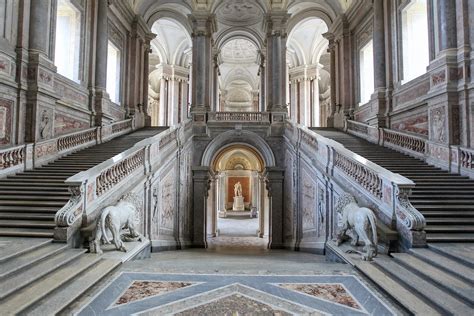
[
  {"x1": 189, "y1": 13, "x2": 215, "y2": 126},
  {"x1": 211, "y1": 52, "x2": 220, "y2": 112},
  {"x1": 438, "y1": 0, "x2": 457, "y2": 51},
  {"x1": 26, "y1": 0, "x2": 59, "y2": 142},
  {"x1": 372, "y1": 0, "x2": 387, "y2": 127},
  {"x1": 258, "y1": 53, "x2": 266, "y2": 112},
  {"x1": 93, "y1": 0, "x2": 110, "y2": 125},
  {"x1": 264, "y1": 168, "x2": 285, "y2": 249},
  {"x1": 168, "y1": 78, "x2": 181, "y2": 126},
  {"x1": 29, "y1": 0, "x2": 52, "y2": 55},
  {"x1": 158, "y1": 78, "x2": 167, "y2": 126},
  {"x1": 265, "y1": 12, "x2": 289, "y2": 117},
  {"x1": 328, "y1": 37, "x2": 336, "y2": 127},
  {"x1": 192, "y1": 167, "x2": 210, "y2": 248},
  {"x1": 259, "y1": 175, "x2": 266, "y2": 238}
]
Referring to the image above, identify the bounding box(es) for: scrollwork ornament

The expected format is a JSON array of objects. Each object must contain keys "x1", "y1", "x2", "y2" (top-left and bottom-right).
[
  {"x1": 55, "y1": 185, "x2": 84, "y2": 227},
  {"x1": 395, "y1": 186, "x2": 426, "y2": 231}
]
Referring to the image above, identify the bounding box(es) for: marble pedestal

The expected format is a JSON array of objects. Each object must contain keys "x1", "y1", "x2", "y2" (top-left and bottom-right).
[{"x1": 232, "y1": 196, "x2": 245, "y2": 211}]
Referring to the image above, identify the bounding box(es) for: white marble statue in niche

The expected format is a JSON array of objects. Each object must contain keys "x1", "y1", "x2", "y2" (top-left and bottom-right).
[
  {"x1": 234, "y1": 181, "x2": 243, "y2": 197},
  {"x1": 232, "y1": 181, "x2": 245, "y2": 211},
  {"x1": 335, "y1": 193, "x2": 378, "y2": 261}
]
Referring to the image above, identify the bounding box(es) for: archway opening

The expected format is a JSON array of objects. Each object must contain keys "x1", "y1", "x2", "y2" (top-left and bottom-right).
[
  {"x1": 218, "y1": 39, "x2": 260, "y2": 112},
  {"x1": 287, "y1": 17, "x2": 331, "y2": 127},
  {"x1": 207, "y1": 145, "x2": 269, "y2": 250},
  {"x1": 148, "y1": 18, "x2": 192, "y2": 126}
]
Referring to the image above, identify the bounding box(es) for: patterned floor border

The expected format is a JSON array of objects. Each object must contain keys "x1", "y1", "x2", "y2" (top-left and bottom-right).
[{"x1": 76, "y1": 272, "x2": 395, "y2": 315}]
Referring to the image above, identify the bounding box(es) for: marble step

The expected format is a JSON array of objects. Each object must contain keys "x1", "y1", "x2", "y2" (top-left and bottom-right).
[
  {"x1": 8, "y1": 174, "x2": 68, "y2": 180},
  {"x1": 21, "y1": 171, "x2": 77, "y2": 176},
  {"x1": 0, "y1": 248, "x2": 87, "y2": 299},
  {"x1": 0, "y1": 212, "x2": 55, "y2": 221},
  {"x1": 374, "y1": 258, "x2": 472, "y2": 315},
  {"x1": 422, "y1": 211, "x2": 474, "y2": 217},
  {"x1": 0, "y1": 205, "x2": 59, "y2": 212},
  {"x1": 413, "y1": 190, "x2": 474, "y2": 194},
  {"x1": 0, "y1": 227, "x2": 54, "y2": 238},
  {"x1": 24, "y1": 258, "x2": 121, "y2": 316},
  {"x1": 408, "y1": 248, "x2": 474, "y2": 284},
  {"x1": 414, "y1": 205, "x2": 474, "y2": 210},
  {"x1": 0, "y1": 181, "x2": 69, "y2": 187},
  {"x1": 0, "y1": 190, "x2": 70, "y2": 196},
  {"x1": 355, "y1": 261, "x2": 440, "y2": 315},
  {"x1": 391, "y1": 253, "x2": 474, "y2": 304},
  {"x1": 428, "y1": 244, "x2": 474, "y2": 268},
  {"x1": 0, "y1": 238, "x2": 52, "y2": 264},
  {"x1": 424, "y1": 226, "x2": 474, "y2": 233},
  {"x1": 426, "y1": 218, "x2": 474, "y2": 225},
  {"x1": 410, "y1": 194, "x2": 474, "y2": 199},
  {"x1": 0, "y1": 254, "x2": 100, "y2": 315},
  {"x1": 411, "y1": 199, "x2": 474, "y2": 205},
  {"x1": 0, "y1": 200, "x2": 65, "y2": 207},
  {"x1": 427, "y1": 233, "x2": 474, "y2": 242},
  {"x1": 0, "y1": 220, "x2": 55, "y2": 229},
  {"x1": 0, "y1": 195, "x2": 70, "y2": 201},
  {"x1": 0, "y1": 178, "x2": 67, "y2": 183},
  {"x1": 0, "y1": 242, "x2": 68, "y2": 279}
]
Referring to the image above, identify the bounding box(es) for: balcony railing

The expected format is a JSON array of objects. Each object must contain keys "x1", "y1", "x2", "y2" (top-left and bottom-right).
[{"x1": 208, "y1": 112, "x2": 270, "y2": 123}]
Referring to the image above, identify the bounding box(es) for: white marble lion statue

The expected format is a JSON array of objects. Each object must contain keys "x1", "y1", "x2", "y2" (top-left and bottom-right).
[
  {"x1": 335, "y1": 193, "x2": 378, "y2": 261},
  {"x1": 90, "y1": 193, "x2": 143, "y2": 254}
]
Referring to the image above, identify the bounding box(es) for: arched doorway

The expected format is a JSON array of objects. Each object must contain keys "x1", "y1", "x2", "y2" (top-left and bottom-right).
[{"x1": 207, "y1": 145, "x2": 270, "y2": 249}]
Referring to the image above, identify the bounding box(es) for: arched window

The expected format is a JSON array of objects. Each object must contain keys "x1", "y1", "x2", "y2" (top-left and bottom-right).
[
  {"x1": 54, "y1": 0, "x2": 81, "y2": 82},
  {"x1": 401, "y1": 0, "x2": 429, "y2": 82},
  {"x1": 106, "y1": 41, "x2": 121, "y2": 104},
  {"x1": 359, "y1": 40, "x2": 374, "y2": 105}
]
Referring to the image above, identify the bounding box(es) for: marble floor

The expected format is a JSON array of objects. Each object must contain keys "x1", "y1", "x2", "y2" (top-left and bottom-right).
[{"x1": 71, "y1": 248, "x2": 403, "y2": 315}]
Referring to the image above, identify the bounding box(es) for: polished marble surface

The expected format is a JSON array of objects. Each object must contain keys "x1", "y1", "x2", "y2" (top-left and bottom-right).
[{"x1": 72, "y1": 249, "x2": 400, "y2": 315}]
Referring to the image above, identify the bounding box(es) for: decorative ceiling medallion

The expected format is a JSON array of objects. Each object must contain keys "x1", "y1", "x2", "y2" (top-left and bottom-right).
[{"x1": 216, "y1": 0, "x2": 263, "y2": 26}]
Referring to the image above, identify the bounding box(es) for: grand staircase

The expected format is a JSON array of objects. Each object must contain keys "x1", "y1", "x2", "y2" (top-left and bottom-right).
[
  {"x1": 313, "y1": 129, "x2": 474, "y2": 243},
  {"x1": 0, "y1": 128, "x2": 166, "y2": 238}
]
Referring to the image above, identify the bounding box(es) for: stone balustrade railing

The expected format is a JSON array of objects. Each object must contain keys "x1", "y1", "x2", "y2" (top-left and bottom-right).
[
  {"x1": 460, "y1": 147, "x2": 474, "y2": 169},
  {"x1": 0, "y1": 145, "x2": 26, "y2": 174},
  {"x1": 208, "y1": 111, "x2": 270, "y2": 123},
  {"x1": 345, "y1": 119, "x2": 474, "y2": 179},
  {"x1": 54, "y1": 120, "x2": 191, "y2": 242},
  {"x1": 287, "y1": 121, "x2": 426, "y2": 248},
  {"x1": 346, "y1": 120, "x2": 427, "y2": 158},
  {"x1": 0, "y1": 118, "x2": 136, "y2": 178}
]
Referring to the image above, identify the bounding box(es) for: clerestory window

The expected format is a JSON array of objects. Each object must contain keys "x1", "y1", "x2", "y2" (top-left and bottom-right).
[
  {"x1": 401, "y1": 0, "x2": 429, "y2": 83},
  {"x1": 54, "y1": 0, "x2": 81, "y2": 82},
  {"x1": 359, "y1": 40, "x2": 374, "y2": 105},
  {"x1": 106, "y1": 41, "x2": 121, "y2": 104}
]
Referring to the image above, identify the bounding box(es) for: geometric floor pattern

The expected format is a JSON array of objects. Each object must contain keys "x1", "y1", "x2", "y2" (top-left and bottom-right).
[{"x1": 77, "y1": 273, "x2": 395, "y2": 315}]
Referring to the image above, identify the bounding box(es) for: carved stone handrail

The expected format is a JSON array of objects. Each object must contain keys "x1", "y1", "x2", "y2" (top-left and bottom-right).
[
  {"x1": 346, "y1": 120, "x2": 427, "y2": 157},
  {"x1": 54, "y1": 119, "x2": 192, "y2": 242},
  {"x1": 0, "y1": 145, "x2": 25, "y2": 170},
  {"x1": 460, "y1": 147, "x2": 474, "y2": 169},
  {"x1": 57, "y1": 128, "x2": 97, "y2": 152},
  {"x1": 288, "y1": 122, "x2": 426, "y2": 248},
  {"x1": 381, "y1": 128, "x2": 426, "y2": 155},
  {"x1": 0, "y1": 118, "x2": 138, "y2": 179},
  {"x1": 208, "y1": 111, "x2": 270, "y2": 123}
]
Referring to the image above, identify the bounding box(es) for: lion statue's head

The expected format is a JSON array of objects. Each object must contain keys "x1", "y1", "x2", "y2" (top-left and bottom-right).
[{"x1": 335, "y1": 193, "x2": 357, "y2": 214}]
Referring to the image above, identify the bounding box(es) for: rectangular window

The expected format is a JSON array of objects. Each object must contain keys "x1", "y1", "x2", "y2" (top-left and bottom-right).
[
  {"x1": 359, "y1": 40, "x2": 374, "y2": 105},
  {"x1": 54, "y1": 0, "x2": 81, "y2": 82},
  {"x1": 402, "y1": 0, "x2": 429, "y2": 82},
  {"x1": 107, "y1": 41, "x2": 121, "y2": 104}
]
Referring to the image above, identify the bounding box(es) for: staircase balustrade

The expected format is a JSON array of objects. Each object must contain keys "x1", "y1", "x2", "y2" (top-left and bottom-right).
[
  {"x1": 287, "y1": 121, "x2": 426, "y2": 248},
  {"x1": 0, "y1": 145, "x2": 26, "y2": 172},
  {"x1": 345, "y1": 119, "x2": 474, "y2": 179},
  {"x1": 55, "y1": 120, "x2": 192, "y2": 242},
  {"x1": 208, "y1": 111, "x2": 270, "y2": 123},
  {"x1": 0, "y1": 118, "x2": 136, "y2": 178}
]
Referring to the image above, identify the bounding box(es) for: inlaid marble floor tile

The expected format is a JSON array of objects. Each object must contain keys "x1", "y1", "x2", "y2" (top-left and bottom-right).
[
  {"x1": 279, "y1": 283, "x2": 361, "y2": 310},
  {"x1": 175, "y1": 293, "x2": 292, "y2": 316},
  {"x1": 115, "y1": 281, "x2": 194, "y2": 305}
]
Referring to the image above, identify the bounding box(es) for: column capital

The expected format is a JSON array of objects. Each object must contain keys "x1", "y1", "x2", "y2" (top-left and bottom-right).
[
  {"x1": 189, "y1": 13, "x2": 217, "y2": 37},
  {"x1": 264, "y1": 11, "x2": 290, "y2": 37}
]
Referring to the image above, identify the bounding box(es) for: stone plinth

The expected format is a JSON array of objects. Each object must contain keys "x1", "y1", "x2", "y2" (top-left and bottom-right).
[{"x1": 232, "y1": 196, "x2": 244, "y2": 211}]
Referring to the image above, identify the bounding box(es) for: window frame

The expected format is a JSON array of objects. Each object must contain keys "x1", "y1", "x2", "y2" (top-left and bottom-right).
[
  {"x1": 51, "y1": 0, "x2": 85, "y2": 84},
  {"x1": 358, "y1": 39, "x2": 374, "y2": 106},
  {"x1": 106, "y1": 40, "x2": 122, "y2": 105}
]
